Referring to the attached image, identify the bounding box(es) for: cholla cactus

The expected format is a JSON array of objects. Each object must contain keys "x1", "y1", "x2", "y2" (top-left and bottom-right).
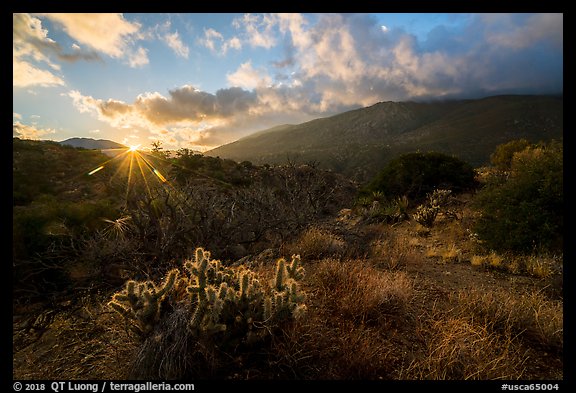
[
  {"x1": 413, "y1": 204, "x2": 439, "y2": 228},
  {"x1": 110, "y1": 247, "x2": 307, "y2": 345},
  {"x1": 412, "y1": 189, "x2": 452, "y2": 228},
  {"x1": 265, "y1": 255, "x2": 307, "y2": 323},
  {"x1": 108, "y1": 269, "x2": 178, "y2": 336},
  {"x1": 427, "y1": 189, "x2": 452, "y2": 208}
]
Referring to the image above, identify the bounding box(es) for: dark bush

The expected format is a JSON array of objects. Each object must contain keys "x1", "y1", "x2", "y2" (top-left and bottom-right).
[{"x1": 362, "y1": 152, "x2": 477, "y2": 202}]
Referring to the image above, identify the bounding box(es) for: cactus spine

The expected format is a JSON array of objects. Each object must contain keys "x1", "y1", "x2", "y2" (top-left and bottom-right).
[{"x1": 108, "y1": 269, "x2": 178, "y2": 336}]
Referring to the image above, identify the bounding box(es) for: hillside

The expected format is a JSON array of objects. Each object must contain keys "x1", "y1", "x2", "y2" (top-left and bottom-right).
[
  {"x1": 207, "y1": 95, "x2": 563, "y2": 181},
  {"x1": 12, "y1": 137, "x2": 563, "y2": 381},
  {"x1": 58, "y1": 137, "x2": 127, "y2": 150}
]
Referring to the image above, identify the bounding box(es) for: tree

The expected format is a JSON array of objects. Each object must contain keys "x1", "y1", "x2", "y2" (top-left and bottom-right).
[{"x1": 150, "y1": 140, "x2": 167, "y2": 159}]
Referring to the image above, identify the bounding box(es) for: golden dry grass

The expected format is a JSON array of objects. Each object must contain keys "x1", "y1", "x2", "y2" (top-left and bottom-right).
[
  {"x1": 285, "y1": 227, "x2": 345, "y2": 260},
  {"x1": 402, "y1": 316, "x2": 529, "y2": 380},
  {"x1": 370, "y1": 231, "x2": 424, "y2": 270},
  {"x1": 310, "y1": 258, "x2": 413, "y2": 324},
  {"x1": 452, "y1": 288, "x2": 563, "y2": 352}
]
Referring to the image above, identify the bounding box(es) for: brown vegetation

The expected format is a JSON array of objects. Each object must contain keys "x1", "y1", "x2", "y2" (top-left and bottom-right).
[{"x1": 13, "y1": 195, "x2": 563, "y2": 380}]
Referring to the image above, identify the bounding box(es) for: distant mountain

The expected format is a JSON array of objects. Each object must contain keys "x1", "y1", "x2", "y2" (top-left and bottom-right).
[
  {"x1": 58, "y1": 137, "x2": 127, "y2": 150},
  {"x1": 207, "y1": 95, "x2": 563, "y2": 181}
]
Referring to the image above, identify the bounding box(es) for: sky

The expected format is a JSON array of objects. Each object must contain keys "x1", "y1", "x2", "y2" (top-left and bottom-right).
[{"x1": 13, "y1": 13, "x2": 563, "y2": 152}]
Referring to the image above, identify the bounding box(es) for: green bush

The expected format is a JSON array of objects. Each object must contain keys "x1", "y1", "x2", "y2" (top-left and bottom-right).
[
  {"x1": 473, "y1": 140, "x2": 563, "y2": 252},
  {"x1": 490, "y1": 138, "x2": 532, "y2": 171},
  {"x1": 362, "y1": 152, "x2": 476, "y2": 202}
]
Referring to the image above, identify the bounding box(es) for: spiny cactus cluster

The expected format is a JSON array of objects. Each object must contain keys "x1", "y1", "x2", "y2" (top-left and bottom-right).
[
  {"x1": 109, "y1": 269, "x2": 179, "y2": 336},
  {"x1": 412, "y1": 189, "x2": 452, "y2": 228},
  {"x1": 109, "y1": 247, "x2": 307, "y2": 344}
]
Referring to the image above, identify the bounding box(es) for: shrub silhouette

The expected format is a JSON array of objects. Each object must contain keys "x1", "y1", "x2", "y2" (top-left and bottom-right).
[{"x1": 363, "y1": 152, "x2": 476, "y2": 202}]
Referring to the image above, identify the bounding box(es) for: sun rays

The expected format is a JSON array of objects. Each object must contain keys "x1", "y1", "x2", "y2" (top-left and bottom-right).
[{"x1": 86, "y1": 146, "x2": 171, "y2": 206}]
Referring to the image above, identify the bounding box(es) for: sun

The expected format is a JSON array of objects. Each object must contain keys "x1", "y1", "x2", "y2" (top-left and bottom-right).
[{"x1": 128, "y1": 145, "x2": 140, "y2": 152}]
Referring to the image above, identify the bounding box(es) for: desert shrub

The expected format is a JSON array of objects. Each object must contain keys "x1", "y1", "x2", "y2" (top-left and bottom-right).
[
  {"x1": 109, "y1": 248, "x2": 307, "y2": 378},
  {"x1": 490, "y1": 138, "x2": 532, "y2": 171},
  {"x1": 13, "y1": 198, "x2": 119, "y2": 302},
  {"x1": 362, "y1": 152, "x2": 476, "y2": 202},
  {"x1": 473, "y1": 140, "x2": 562, "y2": 253},
  {"x1": 357, "y1": 194, "x2": 410, "y2": 224}
]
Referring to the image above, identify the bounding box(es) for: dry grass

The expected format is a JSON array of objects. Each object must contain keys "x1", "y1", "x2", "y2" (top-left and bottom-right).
[
  {"x1": 402, "y1": 316, "x2": 529, "y2": 380},
  {"x1": 452, "y1": 288, "x2": 563, "y2": 353},
  {"x1": 523, "y1": 255, "x2": 555, "y2": 278},
  {"x1": 285, "y1": 227, "x2": 345, "y2": 260},
  {"x1": 269, "y1": 307, "x2": 400, "y2": 379},
  {"x1": 470, "y1": 255, "x2": 484, "y2": 267},
  {"x1": 488, "y1": 252, "x2": 504, "y2": 269},
  {"x1": 425, "y1": 243, "x2": 461, "y2": 263},
  {"x1": 370, "y1": 232, "x2": 424, "y2": 270},
  {"x1": 441, "y1": 243, "x2": 461, "y2": 262},
  {"x1": 310, "y1": 258, "x2": 413, "y2": 324},
  {"x1": 469, "y1": 252, "x2": 559, "y2": 278}
]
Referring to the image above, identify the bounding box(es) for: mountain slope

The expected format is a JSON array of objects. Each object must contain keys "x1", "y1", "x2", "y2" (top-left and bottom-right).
[
  {"x1": 58, "y1": 137, "x2": 127, "y2": 150},
  {"x1": 207, "y1": 95, "x2": 563, "y2": 181}
]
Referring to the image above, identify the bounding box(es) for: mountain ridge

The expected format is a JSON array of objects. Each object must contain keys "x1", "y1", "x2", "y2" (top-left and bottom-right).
[
  {"x1": 58, "y1": 137, "x2": 127, "y2": 150},
  {"x1": 207, "y1": 94, "x2": 562, "y2": 181}
]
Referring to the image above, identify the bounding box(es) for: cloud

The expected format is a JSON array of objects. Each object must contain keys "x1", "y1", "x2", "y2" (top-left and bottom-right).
[
  {"x1": 198, "y1": 28, "x2": 242, "y2": 55},
  {"x1": 227, "y1": 62, "x2": 273, "y2": 89},
  {"x1": 481, "y1": 13, "x2": 563, "y2": 50},
  {"x1": 233, "y1": 13, "x2": 277, "y2": 49},
  {"x1": 13, "y1": 13, "x2": 64, "y2": 88},
  {"x1": 229, "y1": 13, "x2": 562, "y2": 109},
  {"x1": 127, "y1": 47, "x2": 149, "y2": 67},
  {"x1": 13, "y1": 58, "x2": 65, "y2": 87},
  {"x1": 13, "y1": 13, "x2": 145, "y2": 88},
  {"x1": 198, "y1": 28, "x2": 222, "y2": 52},
  {"x1": 13, "y1": 113, "x2": 22, "y2": 120},
  {"x1": 38, "y1": 13, "x2": 141, "y2": 59},
  {"x1": 163, "y1": 31, "x2": 189, "y2": 58},
  {"x1": 89, "y1": 129, "x2": 101, "y2": 134},
  {"x1": 66, "y1": 85, "x2": 260, "y2": 149},
  {"x1": 13, "y1": 13, "x2": 102, "y2": 66},
  {"x1": 13, "y1": 121, "x2": 56, "y2": 140}
]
